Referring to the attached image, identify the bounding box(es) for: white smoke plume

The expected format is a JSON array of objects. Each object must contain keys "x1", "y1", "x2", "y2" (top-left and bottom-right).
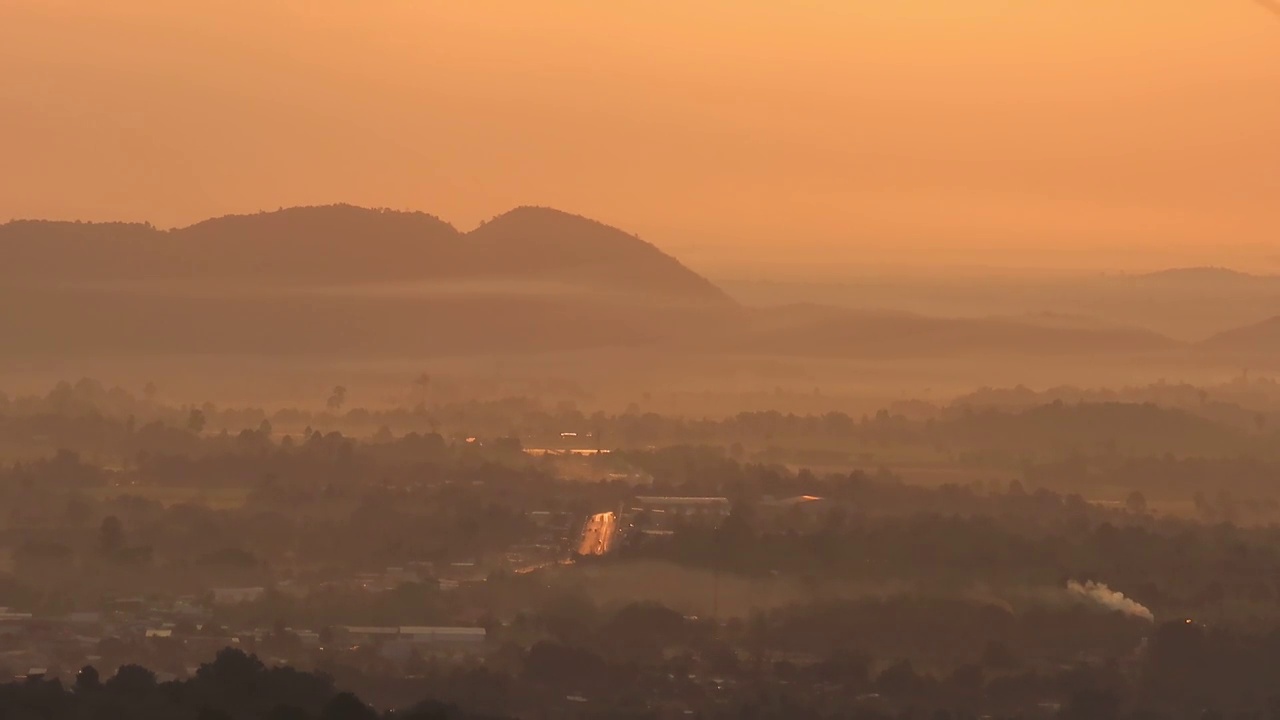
[{"x1": 1067, "y1": 580, "x2": 1154, "y2": 622}]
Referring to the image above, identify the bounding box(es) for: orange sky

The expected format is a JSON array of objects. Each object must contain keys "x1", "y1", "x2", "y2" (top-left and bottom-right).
[{"x1": 2, "y1": 1, "x2": 1277, "y2": 274}]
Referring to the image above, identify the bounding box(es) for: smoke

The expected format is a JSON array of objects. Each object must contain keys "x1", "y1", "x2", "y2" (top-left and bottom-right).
[
  {"x1": 964, "y1": 583, "x2": 1015, "y2": 614},
  {"x1": 1067, "y1": 580, "x2": 1154, "y2": 622}
]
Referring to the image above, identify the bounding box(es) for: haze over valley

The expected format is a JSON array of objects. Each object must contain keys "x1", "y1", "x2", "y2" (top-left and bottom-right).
[
  {"x1": 4, "y1": 2, "x2": 1280, "y2": 719},
  {"x1": 3, "y1": 204, "x2": 1277, "y2": 411}
]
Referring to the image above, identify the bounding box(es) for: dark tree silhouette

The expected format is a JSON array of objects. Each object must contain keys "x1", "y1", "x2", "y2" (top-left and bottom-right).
[
  {"x1": 321, "y1": 692, "x2": 378, "y2": 720},
  {"x1": 327, "y1": 386, "x2": 348, "y2": 411},
  {"x1": 74, "y1": 666, "x2": 100, "y2": 693},
  {"x1": 98, "y1": 515, "x2": 124, "y2": 555}
]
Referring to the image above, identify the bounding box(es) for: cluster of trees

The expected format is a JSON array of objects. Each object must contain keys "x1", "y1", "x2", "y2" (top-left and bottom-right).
[
  {"x1": 0, "y1": 473, "x2": 554, "y2": 610},
  {"x1": 587, "y1": 450, "x2": 1280, "y2": 630},
  {"x1": 334, "y1": 594, "x2": 1280, "y2": 719},
  {"x1": 10, "y1": 431, "x2": 1280, "y2": 628},
  {"x1": 954, "y1": 375, "x2": 1280, "y2": 422},
  {"x1": 11, "y1": 376, "x2": 1280, "y2": 717},
  {"x1": 16, "y1": 598, "x2": 1280, "y2": 719},
  {"x1": 5, "y1": 378, "x2": 1279, "y2": 466},
  {"x1": 0, "y1": 648, "x2": 493, "y2": 720},
  {"x1": 1024, "y1": 454, "x2": 1280, "y2": 512}
]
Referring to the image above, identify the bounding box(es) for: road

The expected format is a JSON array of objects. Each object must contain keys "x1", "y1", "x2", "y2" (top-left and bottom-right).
[{"x1": 576, "y1": 511, "x2": 618, "y2": 556}]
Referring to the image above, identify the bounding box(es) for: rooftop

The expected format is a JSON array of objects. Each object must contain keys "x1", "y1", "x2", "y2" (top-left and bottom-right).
[{"x1": 635, "y1": 496, "x2": 730, "y2": 506}]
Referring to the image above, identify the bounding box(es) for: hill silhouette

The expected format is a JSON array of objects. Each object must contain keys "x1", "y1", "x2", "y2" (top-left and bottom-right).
[
  {"x1": 173, "y1": 205, "x2": 462, "y2": 283},
  {"x1": 1139, "y1": 267, "x2": 1259, "y2": 281},
  {"x1": 717, "y1": 305, "x2": 1179, "y2": 358},
  {"x1": 725, "y1": 268, "x2": 1280, "y2": 342},
  {"x1": 0, "y1": 204, "x2": 729, "y2": 304},
  {"x1": 0, "y1": 205, "x2": 1197, "y2": 360},
  {"x1": 467, "y1": 207, "x2": 728, "y2": 301},
  {"x1": 1199, "y1": 316, "x2": 1280, "y2": 356},
  {"x1": 1132, "y1": 267, "x2": 1278, "y2": 292}
]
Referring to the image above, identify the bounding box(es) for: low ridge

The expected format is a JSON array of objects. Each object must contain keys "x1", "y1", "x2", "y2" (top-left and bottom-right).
[
  {"x1": 0, "y1": 204, "x2": 729, "y2": 304},
  {"x1": 1200, "y1": 316, "x2": 1280, "y2": 354},
  {"x1": 465, "y1": 206, "x2": 730, "y2": 303}
]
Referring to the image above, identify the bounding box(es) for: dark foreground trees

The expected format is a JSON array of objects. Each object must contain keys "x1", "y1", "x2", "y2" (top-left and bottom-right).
[{"x1": 0, "y1": 649, "x2": 496, "y2": 720}]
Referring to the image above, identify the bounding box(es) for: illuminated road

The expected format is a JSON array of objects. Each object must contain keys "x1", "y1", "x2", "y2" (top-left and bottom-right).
[{"x1": 576, "y1": 512, "x2": 618, "y2": 556}]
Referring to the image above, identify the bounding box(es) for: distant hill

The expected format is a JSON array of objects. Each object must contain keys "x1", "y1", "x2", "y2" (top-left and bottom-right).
[
  {"x1": 712, "y1": 304, "x2": 1179, "y2": 358},
  {"x1": 0, "y1": 206, "x2": 1196, "y2": 360},
  {"x1": 0, "y1": 204, "x2": 730, "y2": 304},
  {"x1": 1131, "y1": 267, "x2": 1278, "y2": 292},
  {"x1": 987, "y1": 311, "x2": 1141, "y2": 332},
  {"x1": 170, "y1": 205, "x2": 463, "y2": 283},
  {"x1": 1139, "y1": 267, "x2": 1259, "y2": 281},
  {"x1": 1199, "y1": 316, "x2": 1280, "y2": 356},
  {"x1": 0, "y1": 285, "x2": 1180, "y2": 359},
  {"x1": 467, "y1": 207, "x2": 729, "y2": 302},
  {"x1": 722, "y1": 268, "x2": 1280, "y2": 342}
]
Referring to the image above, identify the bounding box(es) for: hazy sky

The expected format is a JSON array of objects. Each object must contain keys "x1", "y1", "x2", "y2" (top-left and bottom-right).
[{"x1": 2, "y1": 1, "x2": 1277, "y2": 274}]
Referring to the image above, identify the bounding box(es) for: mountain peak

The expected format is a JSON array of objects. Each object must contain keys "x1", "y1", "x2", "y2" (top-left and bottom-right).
[
  {"x1": 1200, "y1": 315, "x2": 1280, "y2": 355},
  {"x1": 466, "y1": 206, "x2": 731, "y2": 304},
  {"x1": 475, "y1": 206, "x2": 654, "y2": 249},
  {"x1": 484, "y1": 205, "x2": 580, "y2": 222}
]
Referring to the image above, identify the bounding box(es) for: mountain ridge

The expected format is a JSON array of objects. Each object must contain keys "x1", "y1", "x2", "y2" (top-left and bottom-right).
[
  {"x1": 0, "y1": 204, "x2": 731, "y2": 305},
  {"x1": 1138, "y1": 266, "x2": 1270, "y2": 281},
  {"x1": 0, "y1": 204, "x2": 1241, "y2": 361},
  {"x1": 1200, "y1": 316, "x2": 1280, "y2": 355}
]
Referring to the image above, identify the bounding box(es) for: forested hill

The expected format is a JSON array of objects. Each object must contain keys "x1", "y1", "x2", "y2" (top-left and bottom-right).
[
  {"x1": 1199, "y1": 316, "x2": 1280, "y2": 356},
  {"x1": 0, "y1": 204, "x2": 731, "y2": 304},
  {"x1": 0, "y1": 205, "x2": 1232, "y2": 361}
]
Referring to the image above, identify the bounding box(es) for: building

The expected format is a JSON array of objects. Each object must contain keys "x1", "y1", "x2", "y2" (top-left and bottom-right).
[
  {"x1": 339, "y1": 625, "x2": 485, "y2": 646},
  {"x1": 634, "y1": 496, "x2": 731, "y2": 519},
  {"x1": 339, "y1": 626, "x2": 400, "y2": 644},
  {"x1": 398, "y1": 626, "x2": 486, "y2": 645}
]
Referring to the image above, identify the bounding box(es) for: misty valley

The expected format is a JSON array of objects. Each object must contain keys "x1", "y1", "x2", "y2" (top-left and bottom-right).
[
  {"x1": 1, "y1": 206, "x2": 1280, "y2": 719},
  {"x1": 7, "y1": 0, "x2": 1280, "y2": 713}
]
